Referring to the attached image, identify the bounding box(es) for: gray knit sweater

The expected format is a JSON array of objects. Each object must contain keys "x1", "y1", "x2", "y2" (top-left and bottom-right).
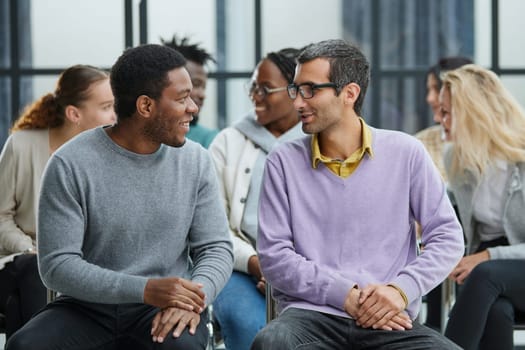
[{"x1": 37, "y1": 127, "x2": 233, "y2": 305}]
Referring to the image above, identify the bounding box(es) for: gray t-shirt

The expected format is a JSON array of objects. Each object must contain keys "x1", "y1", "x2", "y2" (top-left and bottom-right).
[{"x1": 37, "y1": 127, "x2": 233, "y2": 305}]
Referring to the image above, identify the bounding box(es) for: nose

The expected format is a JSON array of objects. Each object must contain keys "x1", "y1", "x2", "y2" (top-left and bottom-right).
[
  {"x1": 292, "y1": 93, "x2": 306, "y2": 111},
  {"x1": 188, "y1": 97, "x2": 199, "y2": 114}
]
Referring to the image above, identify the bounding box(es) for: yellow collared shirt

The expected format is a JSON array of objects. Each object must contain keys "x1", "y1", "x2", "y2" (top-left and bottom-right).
[{"x1": 311, "y1": 117, "x2": 373, "y2": 178}]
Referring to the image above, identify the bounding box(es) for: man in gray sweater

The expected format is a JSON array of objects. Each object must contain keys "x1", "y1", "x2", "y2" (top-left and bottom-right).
[{"x1": 6, "y1": 44, "x2": 233, "y2": 350}]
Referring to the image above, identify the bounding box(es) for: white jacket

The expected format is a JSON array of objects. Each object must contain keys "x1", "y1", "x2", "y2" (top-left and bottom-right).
[{"x1": 209, "y1": 127, "x2": 261, "y2": 272}]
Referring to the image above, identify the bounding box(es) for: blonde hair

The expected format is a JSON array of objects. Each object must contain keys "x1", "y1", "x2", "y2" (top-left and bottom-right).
[{"x1": 442, "y1": 64, "x2": 525, "y2": 179}]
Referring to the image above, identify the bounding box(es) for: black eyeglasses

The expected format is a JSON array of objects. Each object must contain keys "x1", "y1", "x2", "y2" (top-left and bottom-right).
[
  {"x1": 245, "y1": 81, "x2": 288, "y2": 99},
  {"x1": 287, "y1": 82, "x2": 338, "y2": 100}
]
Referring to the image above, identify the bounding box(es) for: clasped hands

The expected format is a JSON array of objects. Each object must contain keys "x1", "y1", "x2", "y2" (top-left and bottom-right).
[
  {"x1": 344, "y1": 284, "x2": 412, "y2": 331},
  {"x1": 144, "y1": 277, "x2": 206, "y2": 343}
]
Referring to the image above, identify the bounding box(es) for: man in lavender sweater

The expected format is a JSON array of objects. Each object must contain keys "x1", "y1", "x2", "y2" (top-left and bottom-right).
[
  {"x1": 251, "y1": 39, "x2": 464, "y2": 349},
  {"x1": 7, "y1": 45, "x2": 233, "y2": 350}
]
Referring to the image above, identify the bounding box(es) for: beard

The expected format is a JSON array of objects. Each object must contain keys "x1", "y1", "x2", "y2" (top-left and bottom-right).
[{"x1": 190, "y1": 114, "x2": 199, "y2": 126}]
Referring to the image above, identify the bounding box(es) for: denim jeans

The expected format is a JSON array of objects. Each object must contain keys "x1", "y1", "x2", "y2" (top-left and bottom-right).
[
  {"x1": 251, "y1": 307, "x2": 460, "y2": 350},
  {"x1": 213, "y1": 271, "x2": 265, "y2": 350},
  {"x1": 6, "y1": 296, "x2": 209, "y2": 350}
]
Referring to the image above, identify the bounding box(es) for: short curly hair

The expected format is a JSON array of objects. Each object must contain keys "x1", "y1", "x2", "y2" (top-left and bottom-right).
[{"x1": 111, "y1": 44, "x2": 186, "y2": 119}]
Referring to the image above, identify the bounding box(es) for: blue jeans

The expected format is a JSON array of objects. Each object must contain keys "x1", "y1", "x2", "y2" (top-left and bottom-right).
[
  {"x1": 251, "y1": 307, "x2": 460, "y2": 350},
  {"x1": 213, "y1": 271, "x2": 265, "y2": 350}
]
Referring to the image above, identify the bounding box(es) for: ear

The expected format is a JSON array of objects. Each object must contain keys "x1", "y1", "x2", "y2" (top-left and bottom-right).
[
  {"x1": 342, "y1": 82, "x2": 361, "y2": 108},
  {"x1": 136, "y1": 95, "x2": 154, "y2": 118},
  {"x1": 64, "y1": 105, "x2": 81, "y2": 125}
]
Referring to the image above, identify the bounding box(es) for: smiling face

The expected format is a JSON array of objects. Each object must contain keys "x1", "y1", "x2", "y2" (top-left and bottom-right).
[
  {"x1": 76, "y1": 78, "x2": 116, "y2": 130},
  {"x1": 249, "y1": 58, "x2": 297, "y2": 136},
  {"x1": 292, "y1": 58, "x2": 343, "y2": 135},
  {"x1": 143, "y1": 67, "x2": 198, "y2": 147},
  {"x1": 439, "y1": 86, "x2": 453, "y2": 141},
  {"x1": 185, "y1": 60, "x2": 207, "y2": 118}
]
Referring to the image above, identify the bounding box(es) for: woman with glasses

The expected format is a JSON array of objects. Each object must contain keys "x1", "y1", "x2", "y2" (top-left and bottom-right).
[
  {"x1": 209, "y1": 47, "x2": 303, "y2": 350},
  {"x1": 440, "y1": 64, "x2": 525, "y2": 350}
]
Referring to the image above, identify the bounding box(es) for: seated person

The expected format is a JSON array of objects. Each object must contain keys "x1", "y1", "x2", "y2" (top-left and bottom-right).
[
  {"x1": 440, "y1": 64, "x2": 525, "y2": 350},
  {"x1": 0, "y1": 64, "x2": 116, "y2": 340},
  {"x1": 414, "y1": 56, "x2": 472, "y2": 331},
  {"x1": 251, "y1": 39, "x2": 464, "y2": 350},
  {"x1": 6, "y1": 44, "x2": 233, "y2": 350}
]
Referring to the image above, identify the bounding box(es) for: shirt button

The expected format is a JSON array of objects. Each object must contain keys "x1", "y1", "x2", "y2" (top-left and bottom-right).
[
  {"x1": 240, "y1": 198, "x2": 247, "y2": 203},
  {"x1": 245, "y1": 168, "x2": 251, "y2": 173}
]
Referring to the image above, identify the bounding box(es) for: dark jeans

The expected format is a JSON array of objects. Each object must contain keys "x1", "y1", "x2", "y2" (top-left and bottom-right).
[
  {"x1": 251, "y1": 307, "x2": 460, "y2": 350},
  {"x1": 444, "y1": 259, "x2": 525, "y2": 350},
  {"x1": 6, "y1": 296, "x2": 209, "y2": 350},
  {"x1": 0, "y1": 254, "x2": 46, "y2": 340}
]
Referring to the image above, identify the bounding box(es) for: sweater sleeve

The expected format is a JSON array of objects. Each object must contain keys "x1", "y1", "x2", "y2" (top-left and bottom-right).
[
  {"x1": 392, "y1": 142, "x2": 464, "y2": 305},
  {"x1": 0, "y1": 136, "x2": 34, "y2": 254},
  {"x1": 37, "y1": 156, "x2": 147, "y2": 303},
  {"x1": 187, "y1": 151, "x2": 234, "y2": 304}
]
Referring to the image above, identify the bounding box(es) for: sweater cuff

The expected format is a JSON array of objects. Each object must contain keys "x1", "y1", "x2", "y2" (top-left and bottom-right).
[{"x1": 390, "y1": 274, "x2": 419, "y2": 305}]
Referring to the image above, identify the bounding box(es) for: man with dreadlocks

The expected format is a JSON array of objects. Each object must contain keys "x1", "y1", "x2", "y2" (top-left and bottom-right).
[
  {"x1": 162, "y1": 35, "x2": 219, "y2": 148},
  {"x1": 208, "y1": 48, "x2": 303, "y2": 350}
]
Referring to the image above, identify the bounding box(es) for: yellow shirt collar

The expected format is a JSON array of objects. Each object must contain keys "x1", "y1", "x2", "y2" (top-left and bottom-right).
[{"x1": 311, "y1": 117, "x2": 374, "y2": 169}]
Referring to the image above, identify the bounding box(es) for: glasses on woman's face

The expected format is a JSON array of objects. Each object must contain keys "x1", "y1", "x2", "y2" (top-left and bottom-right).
[
  {"x1": 287, "y1": 82, "x2": 338, "y2": 100},
  {"x1": 246, "y1": 81, "x2": 288, "y2": 99}
]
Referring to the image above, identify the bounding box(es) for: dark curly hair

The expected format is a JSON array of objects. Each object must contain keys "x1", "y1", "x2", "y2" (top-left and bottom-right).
[
  {"x1": 266, "y1": 48, "x2": 300, "y2": 84},
  {"x1": 110, "y1": 44, "x2": 187, "y2": 119}
]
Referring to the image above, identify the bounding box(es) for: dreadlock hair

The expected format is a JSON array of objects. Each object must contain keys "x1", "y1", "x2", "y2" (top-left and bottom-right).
[{"x1": 160, "y1": 35, "x2": 216, "y2": 66}]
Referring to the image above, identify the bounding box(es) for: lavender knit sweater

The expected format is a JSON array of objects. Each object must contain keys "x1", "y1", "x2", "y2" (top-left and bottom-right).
[{"x1": 257, "y1": 127, "x2": 464, "y2": 319}]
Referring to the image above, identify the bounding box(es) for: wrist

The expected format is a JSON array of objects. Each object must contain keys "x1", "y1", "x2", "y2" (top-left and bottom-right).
[{"x1": 387, "y1": 283, "x2": 408, "y2": 309}]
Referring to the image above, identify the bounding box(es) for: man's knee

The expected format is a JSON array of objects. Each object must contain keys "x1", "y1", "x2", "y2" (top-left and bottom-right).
[
  {"x1": 250, "y1": 322, "x2": 291, "y2": 350},
  {"x1": 6, "y1": 328, "x2": 40, "y2": 350}
]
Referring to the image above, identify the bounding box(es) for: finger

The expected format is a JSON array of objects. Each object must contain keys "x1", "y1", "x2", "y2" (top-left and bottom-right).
[
  {"x1": 155, "y1": 313, "x2": 181, "y2": 343},
  {"x1": 371, "y1": 309, "x2": 397, "y2": 329},
  {"x1": 151, "y1": 311, "x2": 162, "y2": 338},
  {"x1": 391, "y1": 314, "x2": 413, "y2": 329},
  {"x1": 188, "y1": 314, "x2": 200, "y2": 335},
  {"x1": 357, "y1": 302, "x2": 383, "y2": 327},
  {"x1": 172, "y1": 317, "x2": 189, "y2": 338},
  {"x1": 161, "y1": 308, "x2": 175, "y2": 324},
  {"x1": 180, "y1": 279, "x2": 206, "y2": 298},
  {"x1": 359, "y1": 287, "x2": 374, "y2": 304},
  {"x1": 173, "y1": 291, "x2": 206, "y2": 311}
]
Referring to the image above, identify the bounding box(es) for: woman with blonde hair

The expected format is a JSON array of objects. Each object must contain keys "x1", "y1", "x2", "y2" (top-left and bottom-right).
[
  {"x1": 440, "y1": 64, "x2": 525, "y2": 350},
  {"x1": 0, "y1": 64, "x2": 115, "y2": 339}
]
